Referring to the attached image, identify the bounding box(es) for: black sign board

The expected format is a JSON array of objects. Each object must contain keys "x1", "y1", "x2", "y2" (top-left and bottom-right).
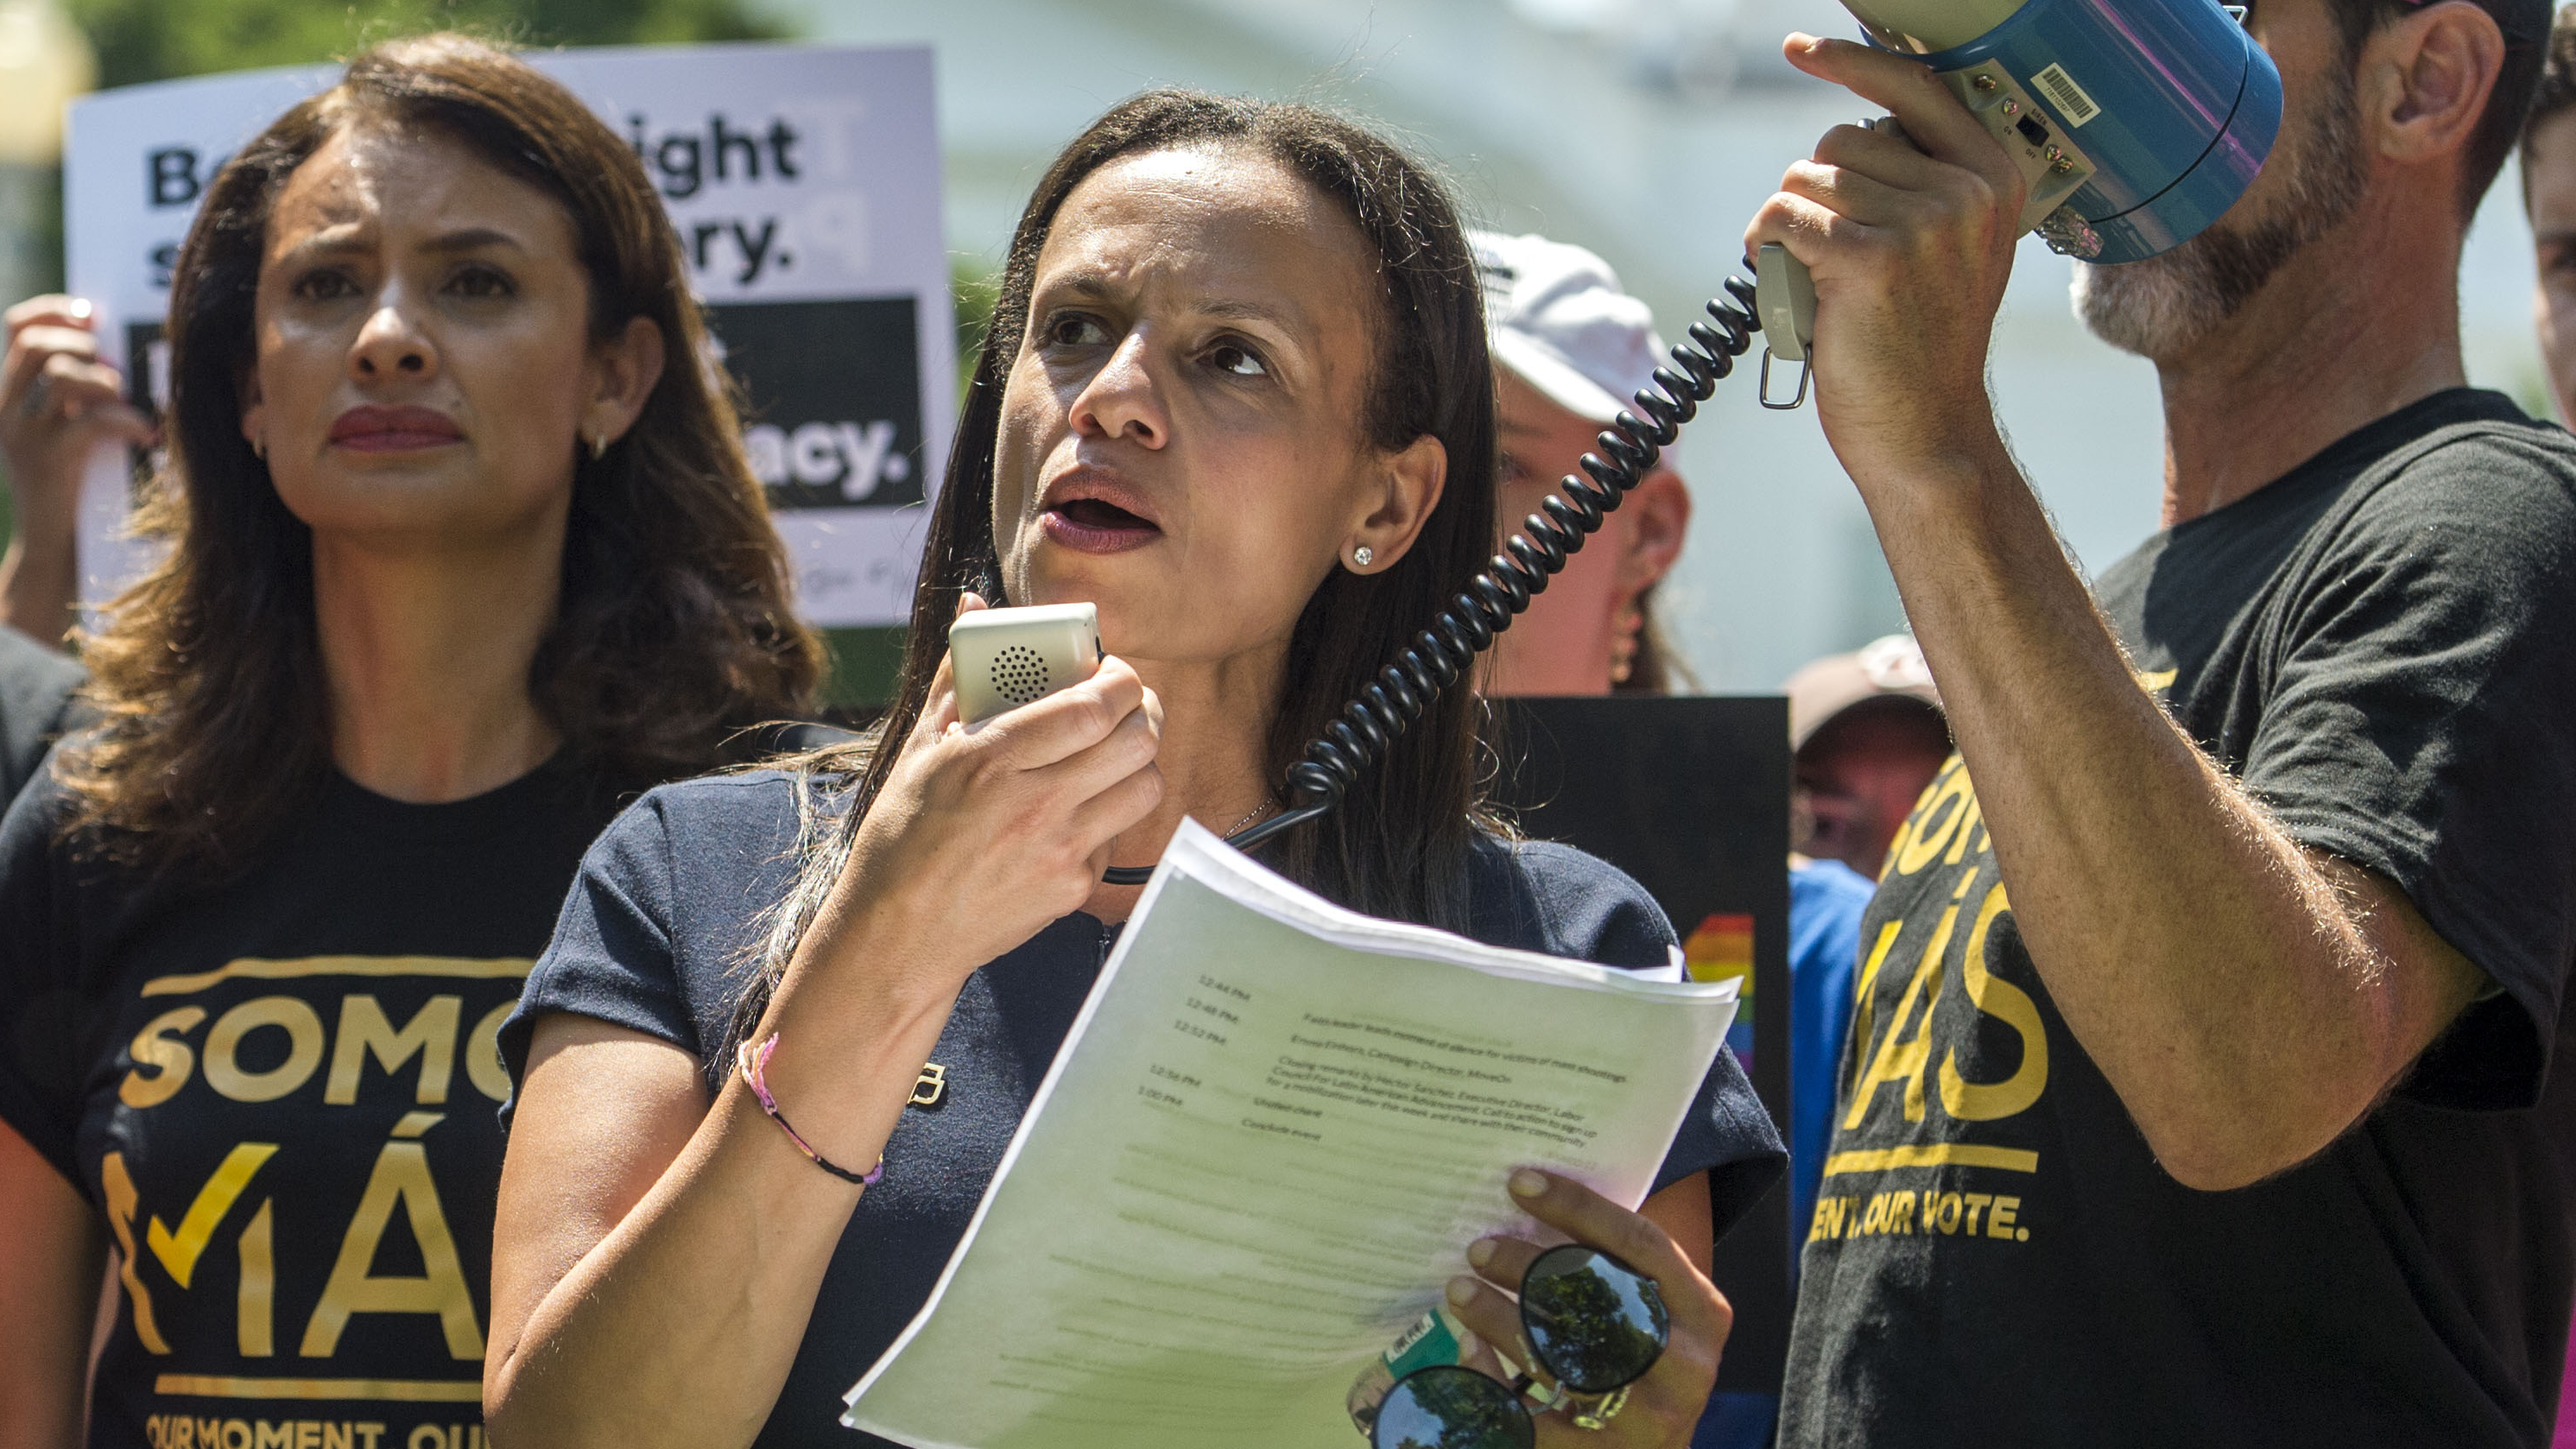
[
  {"x1": 706, "y1": 296, "x2": 927, "y2": 513},
  {"x1": 1487, "y1": 694, "x2": 1793, "y2": 1395}
]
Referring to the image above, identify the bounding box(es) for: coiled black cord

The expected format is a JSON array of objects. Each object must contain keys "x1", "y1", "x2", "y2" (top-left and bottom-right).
[{"x1": 1103, "y1": 273, "x2": 1764, "y2": 886}]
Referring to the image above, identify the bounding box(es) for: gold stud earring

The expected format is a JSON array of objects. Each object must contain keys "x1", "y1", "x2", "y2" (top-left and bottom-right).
[
  {"x1": 588, "y1": 433, "x2": 609, "y2": 463},
  {"x1": 1610, "y1": 604, "x2": 1644, "y2": 686},
  {"x1": 1351, "y1": 545, "x2": 1374, "y2": 570},
  {"x1": 251, "y1": 433, "x2": 266, "y2": 461}
]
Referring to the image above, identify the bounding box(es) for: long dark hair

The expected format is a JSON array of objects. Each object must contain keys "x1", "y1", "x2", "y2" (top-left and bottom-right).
[
  {"x1": 59, "y1": 33, "x2": 822, "y2": 876},
  {"x1": 729, "y1": 89, "x2": 1500, "y2": 1060}
]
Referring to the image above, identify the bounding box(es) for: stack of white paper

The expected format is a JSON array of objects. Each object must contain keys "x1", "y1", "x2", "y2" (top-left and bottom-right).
[{"x1": 844, "y1": 819, "x2": 1739, "y2": 1449}]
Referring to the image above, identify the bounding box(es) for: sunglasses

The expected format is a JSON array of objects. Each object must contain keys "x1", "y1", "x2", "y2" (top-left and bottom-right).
[{"x1": 1364, "y1": 1245, "x2": 1670, "y2": 1449}]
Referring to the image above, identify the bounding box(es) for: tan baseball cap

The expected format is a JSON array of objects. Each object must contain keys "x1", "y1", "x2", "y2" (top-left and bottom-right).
[{"x1": 1785, "y1": 633, "x2": 1943, "y2": 749}]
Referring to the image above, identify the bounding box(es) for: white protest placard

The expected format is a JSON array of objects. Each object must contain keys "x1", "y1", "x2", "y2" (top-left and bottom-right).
[{"x1": 64, "y1": 42, "x2": 953, "y2": 627}]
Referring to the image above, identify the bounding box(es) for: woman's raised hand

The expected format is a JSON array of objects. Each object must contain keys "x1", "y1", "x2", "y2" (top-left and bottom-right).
[
  {"x1": 1, "y1": 296, "x2": 155, "y2": 640},
  {"x1": 832, "y1": 592, "x2": 1165, "y2": 985},
  {"x1": 2, "y1": 296, "x2": 153, "y2": 485},
  {"x1": 1446, "y1": 1168, "x2": 1734, "y2": 1448}
]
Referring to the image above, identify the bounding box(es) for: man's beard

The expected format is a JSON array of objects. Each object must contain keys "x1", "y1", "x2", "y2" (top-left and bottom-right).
[{"x1": 2071, "y1": 62, "x2": 2366, "y2": 359}]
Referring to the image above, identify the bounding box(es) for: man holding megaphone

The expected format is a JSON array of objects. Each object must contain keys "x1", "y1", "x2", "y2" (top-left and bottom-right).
[{"x1": 1750, "y1": 0, "x2": 2572, "y2": 1442}]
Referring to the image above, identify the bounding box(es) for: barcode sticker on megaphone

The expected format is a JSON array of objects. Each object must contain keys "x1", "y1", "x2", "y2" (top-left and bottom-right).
[{"x1": 2032, "y1": 62, "x2": 2101, "y2": 125}]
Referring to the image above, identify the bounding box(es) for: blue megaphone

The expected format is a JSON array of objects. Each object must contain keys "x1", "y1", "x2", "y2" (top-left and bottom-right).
[{"x1": 1756, "y1": 0, "x2": 2283, "y2": 405}]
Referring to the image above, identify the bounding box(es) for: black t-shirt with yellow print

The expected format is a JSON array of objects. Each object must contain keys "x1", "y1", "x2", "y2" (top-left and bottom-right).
[
  {"x1": 1781, "y1": 390, "x2": 2576, "y2": 1448},
  {"x1": 0, "y1": 754, "x2": 624, "y2": 1449}
]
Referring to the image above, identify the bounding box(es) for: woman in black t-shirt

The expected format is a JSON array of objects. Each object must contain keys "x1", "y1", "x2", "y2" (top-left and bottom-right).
[
  {"x1": 488, "y1": 91, "x2": 1782, "y2": 1449},
  {"x1": 0, "y1": 35, "x2": 818, "y2": 1449}
]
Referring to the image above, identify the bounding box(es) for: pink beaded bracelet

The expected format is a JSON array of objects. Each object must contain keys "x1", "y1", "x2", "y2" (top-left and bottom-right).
[{"x1": 737, "y1": 1035, "x2": 883, "y2": 1187}]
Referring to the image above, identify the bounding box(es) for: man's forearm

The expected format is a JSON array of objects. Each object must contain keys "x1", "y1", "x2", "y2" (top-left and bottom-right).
[{"x1": 1863, "y1": 438, "x2": 2472, "y2": 1189}]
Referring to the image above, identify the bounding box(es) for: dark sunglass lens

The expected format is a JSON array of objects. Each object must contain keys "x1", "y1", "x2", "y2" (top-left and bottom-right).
[
  {"x1": 1370, "y1": 1365, "x2": 1535, "y2": 1449},
  {"x1": 1518, "y1": 1245, "x2": 1671, "y2": 1395}
]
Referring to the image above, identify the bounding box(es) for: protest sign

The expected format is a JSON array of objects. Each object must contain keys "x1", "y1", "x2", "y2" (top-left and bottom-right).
[{"x1": 64, "y1": 42, "x2": 952, "y2": 627}]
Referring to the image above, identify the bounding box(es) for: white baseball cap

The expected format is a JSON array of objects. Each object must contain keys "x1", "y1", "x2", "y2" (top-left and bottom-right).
[{"x1": 1471, "y1": 229, "x2": 1667, "y2": 426}]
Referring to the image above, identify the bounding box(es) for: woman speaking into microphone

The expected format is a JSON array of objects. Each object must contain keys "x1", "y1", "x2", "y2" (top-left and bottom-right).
[
  {"x1": 487, "y1": 89, "x2": 1782, "y2": 1448},
  {"x1": 0, "y1": 35, "x2": 816, "y2": 1448}
]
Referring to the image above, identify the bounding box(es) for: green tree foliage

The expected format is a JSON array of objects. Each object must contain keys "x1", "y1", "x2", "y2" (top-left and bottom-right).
[{"x1": 65, "y1": 0, "x2": 786, "y2": 90}]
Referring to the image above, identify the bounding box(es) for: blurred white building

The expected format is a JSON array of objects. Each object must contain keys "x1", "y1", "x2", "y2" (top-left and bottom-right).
[{"x1": 767, "y1": 0, "x2": 2551, "y2": 691}]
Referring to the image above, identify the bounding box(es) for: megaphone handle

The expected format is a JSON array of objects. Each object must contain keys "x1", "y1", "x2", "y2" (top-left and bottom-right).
[
  {"x1": 1755, "y1": 244, "x2": 1815, "y2": 410},
  {"x1": 1754, "y1": 116, "x2": 1908, "y2": 411}
]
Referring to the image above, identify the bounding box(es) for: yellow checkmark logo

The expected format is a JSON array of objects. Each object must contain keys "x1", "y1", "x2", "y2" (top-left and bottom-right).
[{"x1": 145, "y1": 1142, "x2": 279, "y2": 1288}]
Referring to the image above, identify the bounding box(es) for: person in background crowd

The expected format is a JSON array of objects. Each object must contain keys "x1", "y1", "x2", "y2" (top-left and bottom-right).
[
  {"x1": 1777, "y1": 633, "x2": 1946, "y2": 1245},
  {"x1": 2, "y1": 295, "x2": 150, "y2": 649},
  {"x1": 0, "y1": 35, "x2": 819, "y2": 1449},
  {"x1": 2527, "y1": 3, "x2": 2576, "y2": 436},
  {"x1": 1784, "y1": 633, "x2": 1948, "y2": 880},
  {"x1": 2515, "y1": 9, "x2": 2576, "y2": 1444},
  {"x1": 1754, "y1": 0, "x2": 2576, "y2": 1440},
  {"x1": 484, "y1": 91, "x2": 1782, "y2": 1449},
  {"x1": 1774, "y1": 636, "x2": 1948, "y2": 1303},
  {"x1": 1471, "y1": 231, "x2": 1692, "y2": 699},
  {"x1": 0, "y1": 296, "x2": 143, "y2": 807},
  {"x1": 1772, "y1": 639, "x2": 1949, "y2": 1309}
]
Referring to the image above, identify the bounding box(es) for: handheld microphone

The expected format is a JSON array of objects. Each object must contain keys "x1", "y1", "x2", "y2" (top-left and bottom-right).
[{"x1": 947, "y1": 603, "x2": 1102, "y2": 729}]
